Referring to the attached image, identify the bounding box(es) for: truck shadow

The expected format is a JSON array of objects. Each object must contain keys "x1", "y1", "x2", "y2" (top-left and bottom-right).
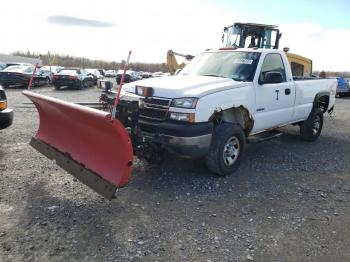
[{"x1": 130, "y1": 125, "x2": 350, "y2": 197}]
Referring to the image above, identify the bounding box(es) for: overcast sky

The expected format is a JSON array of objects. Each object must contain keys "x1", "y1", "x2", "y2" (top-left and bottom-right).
[{"x1": 1, "y1": 0, "x2": 349, "y2": 71}]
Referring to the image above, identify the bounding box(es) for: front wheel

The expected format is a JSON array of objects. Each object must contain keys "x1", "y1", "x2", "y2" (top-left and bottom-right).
[
  {"x1": 206, "y1": 123, "x2": 245, "y2": 176},
  {"x1": 300, "y1": 108, "x2": 323, "y2": 141}
]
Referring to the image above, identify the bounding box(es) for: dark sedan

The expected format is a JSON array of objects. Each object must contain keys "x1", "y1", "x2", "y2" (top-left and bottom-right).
[
  {"x1": 116, "y1": 70, "x2": 140, "y2": 85},
  {"x1": 52, "y1": 68, "x2": 95, "y2": 90},
  {"x1": 0, "y1": 65, "x2": 48, "y2": 88},
  {"x1": 0, "y1": 85, "x2": 13, "y2": 129}
]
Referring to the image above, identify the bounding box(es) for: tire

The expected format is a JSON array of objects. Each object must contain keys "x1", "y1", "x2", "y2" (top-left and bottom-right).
[
  {"x1": 78, "y1": 80, "x2": 86, "y2": 90},
  {"x1": 54, "y1": 85, "x2": 60, "y2": 90},
  {"x1": 206, "y1": 123, "x2": 245, "y2": 176},
  {"x1": 300, "y1": 108, "x2": 323, "y2": 142}
]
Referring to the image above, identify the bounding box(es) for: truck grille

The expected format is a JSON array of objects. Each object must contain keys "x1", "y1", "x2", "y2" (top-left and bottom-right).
[{"x1": 140, "y1": 97, "x2": 171, "y2": 121}]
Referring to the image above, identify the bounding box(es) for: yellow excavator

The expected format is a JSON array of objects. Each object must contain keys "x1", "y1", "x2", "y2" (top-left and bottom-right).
[
  {"x1": 167, "y1": 22, "x2": 312, "y2": 77},
  {"x1": 166, "y1": 50, "x2": 194, "y2": 75}
]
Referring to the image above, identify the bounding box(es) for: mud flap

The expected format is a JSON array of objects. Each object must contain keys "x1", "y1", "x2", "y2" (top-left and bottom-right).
[{"x1": 23, "y1": 91, "x2": 133, "y2": 199}]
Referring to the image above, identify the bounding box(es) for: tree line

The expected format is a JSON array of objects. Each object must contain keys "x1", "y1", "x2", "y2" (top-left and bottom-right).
[
  {"x1": 315, "y1": 70, "x2": 350, "y2": 78},
  {"x1": 10, "y1": 51, "x2": 350, "y2": 77},
  {"x1": 11, "y1": 51, "x2": 168, "y2": 73}
]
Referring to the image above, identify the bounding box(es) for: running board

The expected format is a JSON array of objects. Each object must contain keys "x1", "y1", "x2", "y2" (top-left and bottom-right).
[
  {"x1": 30, "y1": 137, "x2": 117, "y2": 200},
  {"x1": 247, "y1": 131, "x2": 283, "y2": 144}
]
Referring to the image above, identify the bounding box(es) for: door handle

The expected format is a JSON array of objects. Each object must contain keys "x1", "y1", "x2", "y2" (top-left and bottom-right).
[{"x1": 285, "y1": 88, "x2": 291, "y2": 95}]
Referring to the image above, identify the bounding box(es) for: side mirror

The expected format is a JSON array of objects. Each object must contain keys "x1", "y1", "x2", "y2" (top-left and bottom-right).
[{"x1": 259, "y1": 71, "x2": 283, "y2": 85}]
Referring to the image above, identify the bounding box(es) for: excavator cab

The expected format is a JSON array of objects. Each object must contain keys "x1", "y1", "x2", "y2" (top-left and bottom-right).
[{"x1": 223, "y1": 23, "x2": 281, "y2": 49}]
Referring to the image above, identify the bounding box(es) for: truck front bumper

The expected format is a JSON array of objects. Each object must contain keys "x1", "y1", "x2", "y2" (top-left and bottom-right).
[
  {"x1": 0, "y1": 108, "x2": 14, "y2": 129},
  {"x1": 139, "y1": 119, "x2": 213, "y2": 158}
]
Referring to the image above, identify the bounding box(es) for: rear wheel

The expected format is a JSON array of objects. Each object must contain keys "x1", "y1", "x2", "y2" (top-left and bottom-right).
[
  {"x1": 206, "y1": 123, "x2": 245, "y2": 176},
  {"x1": 78, "y1": 80, "x2": 86, "y2": 90},
  {"x1": 300, "y1": 108, "x2": 323, "y2": 141}
]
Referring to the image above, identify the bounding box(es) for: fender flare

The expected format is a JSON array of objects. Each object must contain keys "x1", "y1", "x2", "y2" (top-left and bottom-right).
[{"x1": 313, "y1": 91, "x2": 330, "y2": 112}]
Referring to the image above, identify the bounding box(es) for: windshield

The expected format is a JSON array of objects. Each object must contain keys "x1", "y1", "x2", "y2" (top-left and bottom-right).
[
  {"x1": 179, "y1": 51, "x2": 261, "y2": 81},
  {"x1": 4, "y1": 65, "x2": 33, "y2": 73},
  {"x1": 59, "y1": 69, "x2": 78, "y2": 74}
]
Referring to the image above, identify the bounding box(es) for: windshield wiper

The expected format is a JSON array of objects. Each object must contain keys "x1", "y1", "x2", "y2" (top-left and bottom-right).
[
  {"x1": 202, "y1": 74, "x2": 227, "y2": 78},
  {"x1": 231, "y1": 77, "x2": 247, "y2": 82}
]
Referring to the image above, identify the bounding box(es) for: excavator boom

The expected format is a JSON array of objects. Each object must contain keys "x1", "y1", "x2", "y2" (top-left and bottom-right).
[{"x1": 167, "y1": 50, "x2": 194, "y2": 75}]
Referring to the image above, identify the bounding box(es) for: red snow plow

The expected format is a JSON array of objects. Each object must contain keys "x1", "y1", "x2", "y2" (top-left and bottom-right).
[{"x1": 23, "y1": 90, "x2": 133, "y2": 199}]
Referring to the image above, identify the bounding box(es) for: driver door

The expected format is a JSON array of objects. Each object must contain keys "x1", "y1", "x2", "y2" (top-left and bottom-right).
[{"x1": 252, "y1": 53, "x2": 295, "y2": 133}]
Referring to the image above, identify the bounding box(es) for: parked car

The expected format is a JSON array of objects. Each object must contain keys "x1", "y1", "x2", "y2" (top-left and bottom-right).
[
  {"x1": 0, "y1": 85, "x2": 13, "y2": 129},
  {"x1": 336, "y1": 77, "x2": 349, "y2": 97},
  {"x1": 52, "y1": 68, "x2": 95, "y2": 90},
  {"x1": 86, "y1": 68, "x2": 103, "y2": 85},
  {"x1": 0, "y1": 62, "x2": 7, "y2": 71},
  {"x1": 5, "y1": 62, "x2": 33, "y2": 67},
  {"x1": 141, "y1": 72, "x2": 152, "y2": 79},
  {"x1": 152, "y1": 72, "x2": 165, "y2": 78},
  {"x1": 98, "y1": 69, "x2": 105, "y2": 77},
  {"x1": 0, "y1": 65, "x2": 48, "y2": 88},
  {"x1": 105, "y1": 70, "x2": 117, "y2": 77},
  {"x1": 116, "y1": 70, "x2": 139, "y2": 84},
  {"x1": 39, "y1": 66, "x2": 64, "y2": 82}
]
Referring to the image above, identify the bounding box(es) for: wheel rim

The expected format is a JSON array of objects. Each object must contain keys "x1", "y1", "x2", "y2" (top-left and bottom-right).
[
  {"x1": 222, "y1": 136, "x2": 240, "y2": 167},
  {"x1": 312, "y1": 115, "x2": 321, "y2": 135}
]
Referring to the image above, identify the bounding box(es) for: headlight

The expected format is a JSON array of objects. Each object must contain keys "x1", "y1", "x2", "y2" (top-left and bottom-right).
[
  {"x1": 170, "y1": 97, "x2": 198, "y2": 108},
  {"x1": 169, "y1": 112, "x2": 195, "y2": 122}
]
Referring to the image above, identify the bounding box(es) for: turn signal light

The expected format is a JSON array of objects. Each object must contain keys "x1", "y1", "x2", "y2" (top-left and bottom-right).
[
  {"x1": 168, "y1": 112, "x2": 195, "y2": 123},
  {"x1": 135, "y1": 86, "x2": 154, "y2": 97},
  {"x1": 0, "y1": 101, "x2": 7, "y2": 110}
]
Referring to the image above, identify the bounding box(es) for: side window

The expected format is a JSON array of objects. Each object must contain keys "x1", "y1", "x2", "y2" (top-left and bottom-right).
[
  {"x1": 291, "y1": 62, "x2": 304, "y2": 77},
  {"x1": 260, "y1": 53, "x2": 286, "y2": 82}
]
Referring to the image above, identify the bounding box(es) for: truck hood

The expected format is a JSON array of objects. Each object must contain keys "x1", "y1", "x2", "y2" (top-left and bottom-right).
[{"x1": 122, "y1": 75, "x2": 247, "y2": 98}]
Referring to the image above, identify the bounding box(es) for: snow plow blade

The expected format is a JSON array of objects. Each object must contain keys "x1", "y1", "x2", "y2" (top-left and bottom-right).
[{"x1": 22, "y1": 91, "x2": 133, "y2": 200}]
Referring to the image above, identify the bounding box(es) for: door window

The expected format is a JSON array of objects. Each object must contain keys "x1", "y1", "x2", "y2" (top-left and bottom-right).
[{"x1": 260, "y1": 53, "x2": 286, "y2": 82}]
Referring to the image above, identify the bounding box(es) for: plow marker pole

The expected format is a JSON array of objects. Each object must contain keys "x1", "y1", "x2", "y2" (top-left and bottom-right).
[
  {"x1": 112, "y1": 50, "x2": 132, "y2": 119},
  {"x1": 28, "y1": 55, "x2": 41, "y2": 90}
]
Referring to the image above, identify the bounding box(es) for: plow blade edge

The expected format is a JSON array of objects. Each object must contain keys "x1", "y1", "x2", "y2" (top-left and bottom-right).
[{"x1": 23, "y1": 91, "x2": 133, "y2": 199}]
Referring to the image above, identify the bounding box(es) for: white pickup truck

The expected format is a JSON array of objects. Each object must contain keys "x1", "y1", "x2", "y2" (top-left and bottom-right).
[
  {"x1": 105, "y1": 48, "x2": 337, "y2": 175},
  {"x1": 22, "y1": 47, "x2": 337, "y2": 198}
]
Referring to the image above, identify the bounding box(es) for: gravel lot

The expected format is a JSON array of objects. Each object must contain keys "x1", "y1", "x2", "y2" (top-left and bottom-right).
[{"x1": 1, "y1": 85, "x2": 350, "y2": 261}]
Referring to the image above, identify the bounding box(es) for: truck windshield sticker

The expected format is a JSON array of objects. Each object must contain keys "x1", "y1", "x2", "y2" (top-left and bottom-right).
[{"x1": 233, "y1": 58, "x2": 253, "y2": 64}]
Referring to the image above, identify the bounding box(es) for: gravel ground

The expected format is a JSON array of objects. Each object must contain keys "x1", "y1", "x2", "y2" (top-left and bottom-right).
[{"x1": 1, "y1": 85, "x2": 350, "y2": 261}]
